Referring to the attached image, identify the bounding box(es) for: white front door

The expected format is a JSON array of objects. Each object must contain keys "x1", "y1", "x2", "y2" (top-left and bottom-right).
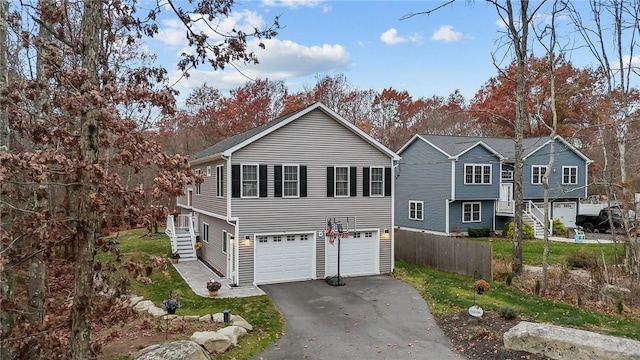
[
  {"x1": 226, "y1": 232, "x2": 236, "y2": 284},
  {"x1": 500, "y1": 183, "x2": 513, "y2": 202}
]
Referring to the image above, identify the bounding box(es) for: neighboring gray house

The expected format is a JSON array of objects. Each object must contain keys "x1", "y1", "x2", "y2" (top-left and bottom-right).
[
  {"x1": 395, "y1": 134, "x2": 592, "y2": 237},
  {"x1": 167, "y1": 102, "x2": 400, "y2": 286}
]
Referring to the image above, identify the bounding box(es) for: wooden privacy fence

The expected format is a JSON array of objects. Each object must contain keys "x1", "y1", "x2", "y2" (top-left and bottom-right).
[{"x1": 395, "y1": 229, "x2": 493, "y2": 280}]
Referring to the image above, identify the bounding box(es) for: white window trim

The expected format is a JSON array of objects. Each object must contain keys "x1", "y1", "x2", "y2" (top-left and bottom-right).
[
  {"x1": 202, "y1": 222, "x2": 209, "y2": 243},
  {"x1": 222, "y1": 230, "x2": 227, "y2": 254},
  {"x1": 501, "y1": 170, "x2": 513, "y2": 181},
  {"x1": 409, "y1": 200, "x2": 424, "y2": 221},
  {"x1": 241, "y1": 163, "x2": 259, "y2": 198},
  {"x1": 562, "y1": 166, "x2": 578, "y2": 185},
  {"x1": 206, "y1": 166, "x2": 212, "y2": 177},
  {"x1": 531, "y1": 165, "x2": 547, "y2": 185},
  {"x1": 462, "y1": 202, "x2": 481, "y2": 223},
  {"x1": 370, "y1": 166, "x2": 384, "y2": 197},
  {"x1": 195, "y1": 169, "x2": 202, "y2": 195},
  {"x1": 216, "y1": 165, "x2": 224, "y2": 198},
  {"x1": 334, "y1": 165, "x2": 350, "y2": 197},
  {"x1": 283, "y1": 164, "x2": 300, "y2": 198},
  {"x1": 464, "y1": 163, "x2": 492, "y2": 185}
]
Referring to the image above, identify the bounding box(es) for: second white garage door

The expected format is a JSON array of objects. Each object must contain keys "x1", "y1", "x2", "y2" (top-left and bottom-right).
[
  {"x1": 254, "y1": 233, "x2": 314, "y2": 284},
  {"x1": 325, "y1": 231, "x2": 379, "y2": 277}
]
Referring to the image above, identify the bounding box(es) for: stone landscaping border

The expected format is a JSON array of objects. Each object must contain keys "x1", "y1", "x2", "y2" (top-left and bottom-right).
[{"x1": 122, "y1": 294, "x2": 254, "y2": 359}]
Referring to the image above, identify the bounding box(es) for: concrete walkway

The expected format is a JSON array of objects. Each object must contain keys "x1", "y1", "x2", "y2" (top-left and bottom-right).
[{"x1": 172, "y1": 260, "x2": 265, "y2": 298}]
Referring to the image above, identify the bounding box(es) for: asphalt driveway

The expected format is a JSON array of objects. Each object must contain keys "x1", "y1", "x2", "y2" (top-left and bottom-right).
[{"x1": 253, "y1": 275, "x2": 461, "y2": 360}]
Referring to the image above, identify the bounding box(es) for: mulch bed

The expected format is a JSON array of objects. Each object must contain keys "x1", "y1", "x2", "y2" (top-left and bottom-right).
[{"x1": 435, "y1": 310, "x2": 551, "y2": 360}]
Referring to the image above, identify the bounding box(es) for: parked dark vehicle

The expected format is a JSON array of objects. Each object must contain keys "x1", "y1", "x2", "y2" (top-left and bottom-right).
[{"x1": 575, "y1": 207, "x2": 624, "y2": 233}]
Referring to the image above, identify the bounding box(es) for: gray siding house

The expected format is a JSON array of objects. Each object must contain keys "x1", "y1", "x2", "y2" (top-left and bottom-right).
[
  {"x1": 395, "y1": 134, "x2": 591, "y2": 237},
  {"x1": 169, "y1": 102, "x2": 400, "y2": 285}
]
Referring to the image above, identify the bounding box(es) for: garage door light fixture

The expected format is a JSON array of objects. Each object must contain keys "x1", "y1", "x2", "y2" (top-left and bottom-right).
[
  {"x1": 381, "y1": 229, "x2": 390, "y2": 240},
  {"x1": 243, "y1": 235, "x2": 251, "y2": 246}
]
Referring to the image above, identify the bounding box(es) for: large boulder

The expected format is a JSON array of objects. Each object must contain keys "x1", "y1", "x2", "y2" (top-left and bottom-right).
[
  {"x1": 134, "y1": 340, "x2": 210, "y2": 360},
  {"x1": 191, "y1": 331, "x2": 232, "y2": 354},
  {"x1": 504, "y1": 321, "x2": 640, "y2": 360},
  {"x1": 217, "y1": 325, "x2": 247, "y2": 346},
  {"x1": 133, "y1": 300, "x2": 155, "y2": 313}
]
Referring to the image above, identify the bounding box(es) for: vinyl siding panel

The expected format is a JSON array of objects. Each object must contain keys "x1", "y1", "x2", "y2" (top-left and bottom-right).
[
  {"x1": 523, "y1": 140, "x2": 587, "y2": 200},
  {"x1": 455, "y1": 146, "x2": 501, "y2": 200},
  {"x1": 395, "y1": 139, "x2": 451, "y2": 233},
  {"x1": 197, "y1": 216, "x2": 234, "y2": 275},
  {"x1": 191, "y1": 158, "x2": 228, "y2": 216},
  {"x1": 230, "y1": 109, "x2": 394, "y2": 284},
  {"x1": 449, "y1": 200, "x2": 494, "y2": 233}
]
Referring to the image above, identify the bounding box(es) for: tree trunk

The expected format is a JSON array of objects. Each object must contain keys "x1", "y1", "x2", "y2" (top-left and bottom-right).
[
  {"x1": 0, "y1": 0, "x2": 14, "y2": 358},
  {"x1": 71, "y1": 0, "x2": 102, "y2": 358}
]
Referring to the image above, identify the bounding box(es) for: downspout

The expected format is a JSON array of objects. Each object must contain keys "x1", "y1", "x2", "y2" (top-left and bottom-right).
[
  {"x1": 222, "y1": 153, "x2": 240, "y2": 285},
  {"x1": 446, "y1": 158, "x2": 456, "y2": 235},
  {"x1": 391, "y1": 159, "x2": 399, "y2": 272}
]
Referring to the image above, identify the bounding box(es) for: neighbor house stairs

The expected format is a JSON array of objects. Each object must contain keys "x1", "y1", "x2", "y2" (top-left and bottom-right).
[{"x1": 524, "y1": 201, "x2": 552, "y2": 239}]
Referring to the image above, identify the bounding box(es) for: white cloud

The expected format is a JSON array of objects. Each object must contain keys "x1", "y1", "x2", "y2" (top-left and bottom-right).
[
  {"x1": 381, "y1": 28, "x2": 405, "y2": 45},
  {"x1": 431, "y1": 25, "x2": 462, "y2": 43},
  {"x1": 169, "y1": 38, "x2": 350, "y2": 95}
]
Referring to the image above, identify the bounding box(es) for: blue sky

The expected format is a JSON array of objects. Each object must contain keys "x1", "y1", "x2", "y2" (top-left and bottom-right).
[{"x1": 145, "y1": 1, "x2": 603, "y2": 105}]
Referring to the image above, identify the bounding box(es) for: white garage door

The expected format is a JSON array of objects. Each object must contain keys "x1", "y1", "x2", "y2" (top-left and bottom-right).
[
  {"x1": 254, "y1": 233, "x2": 314, "y2": 284},
  {"x1": 325, "y1": 231, "x2": 379, "y2": 277},
  {"x1": 553, "y1": 202, "x2": 577, "y2": 228}
]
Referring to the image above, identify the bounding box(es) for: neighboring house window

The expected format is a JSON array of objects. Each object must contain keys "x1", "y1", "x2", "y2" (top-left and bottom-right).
[
  {"x1": 206, "y1": 166, "x2": 211, "y2": 177},
  {"x1": 202, "y1": 223, "x2": 209, "y2": 243},
  {"x1": 370, "y1": 167, "x2": 384, "y2": 196},
  {"x1": 195, "y1": 169, "x2": 202, "y2": 195},
  {"x1": 462, "y1": 202, "x2": 481, "y2": 223},
  {"x1": 531, "y1": 165, "x2": 548, "y2": 184},
  {"x1": 409, "y1": 201, "x2": 424, "y2": 220},
  {"x1": 335, "y1": 166, "x2": 349, "y2": 197},
  {"x1": 241, "y1": 164, "x2": 258, "y2": 197},
  {"x1": 216, "y1": 165, "x2": 224, "y2": 197},
  {"x1": 222, "y1": 230, "x2": 227, "y2": 254},
  {"x1": 464, "y1": 164, "x2": 492, "y2": 184},
  {"x1": 501, "y1": 170, "x2": 513, "y2": 181},
  {"x1": 562, "y1": 166, "x2": 578, "y2": 185},
  {"x1": 283, "y1": 165, "x2": 299, "y2": 197},
  {"x1": 257, "y1": 236, "x2": 268, "y2": 243}
]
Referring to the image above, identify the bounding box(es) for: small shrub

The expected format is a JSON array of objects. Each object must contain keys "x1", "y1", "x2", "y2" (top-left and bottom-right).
[
  {"x1": 505, "y1": 273, "x2": 513, "y2": 286},
  {"x1": 616, "y1": 300, "x2": 624, "y2": 314},
  {"x1": 577, "y1": 294, "x2": 582, "y2": 307},
  {"x1": 504, "y1": 221, "x2": 535, "y2": 239},
  {"x1": 534, "y1": 280, "x2": 541, "y2": 296},
  {"x1": 468, "y1": 227, "x2": 492, "y2": 238},
  {"x1": 552, "y1": 218, "x2": 568, "y2": 237},
  {"x1": 497, "y1": 306, "x2": 519, "y2": 320},
  {"x1": 565, "y1": 249, "x2": 598, "y2": 269}
]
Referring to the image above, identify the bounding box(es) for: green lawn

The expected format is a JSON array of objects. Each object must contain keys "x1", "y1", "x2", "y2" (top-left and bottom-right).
[
  {"x1": 393, "y1": 260, "x2": 640, "y2": 340},
  {"x1": 481, "y1": 237, "x2": 624, "y2": 266},
  {"x1": 97, "y1": 228, "x2": 284, "y2": 360}
]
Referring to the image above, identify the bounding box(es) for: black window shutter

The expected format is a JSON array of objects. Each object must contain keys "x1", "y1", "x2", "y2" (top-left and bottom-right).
[
  {"x1": 363, "y1": 167, "x2": 370, "y2": 197},
  {"x1": 231, "y1": 165, "x2": 240, "y2": 198},
  {"x1": 350, "y1": 166, "x2": 357, "y2": 197},
  {"x1": 384, "y1": 167, "x2": 392, "y2": 196},
  {"x1": 274, "y1": 165, "x2": 282, "y2": 197},
  {"x1": 300, "y1": 166, "x2": 307, "y2": 197},
  {"x1": 326, "y1": 167, "x2": 334, "y2": 197},
  {"x1": 259, "y1": 164, "x2": 268, "y2": 197}
]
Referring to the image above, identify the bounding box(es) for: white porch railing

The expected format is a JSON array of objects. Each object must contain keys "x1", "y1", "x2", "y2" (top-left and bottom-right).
[
  {"x1": 525, "y1": 201, "x2": 553, "y2": 237},
  {"x1": 165, "y1": 213, "x2": 196, "y2": 257},
  {"x1": 496, "y1": 200, "x2": 515, "y2": 214}
]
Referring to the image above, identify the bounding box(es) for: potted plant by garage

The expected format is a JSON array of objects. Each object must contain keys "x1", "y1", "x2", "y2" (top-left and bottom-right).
[
  {"x1": 171, "y1": 252, "x2": 180, "y2": 264},
  {"x1": 161, "y1": 294, "x2": 181, "y2": 315},
  {"x1": 473, "y1": 279, "x2": 490, "y2": 295},
  {"x1": 207, "y1": 278, "x2": 222, "y2": 297}
]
